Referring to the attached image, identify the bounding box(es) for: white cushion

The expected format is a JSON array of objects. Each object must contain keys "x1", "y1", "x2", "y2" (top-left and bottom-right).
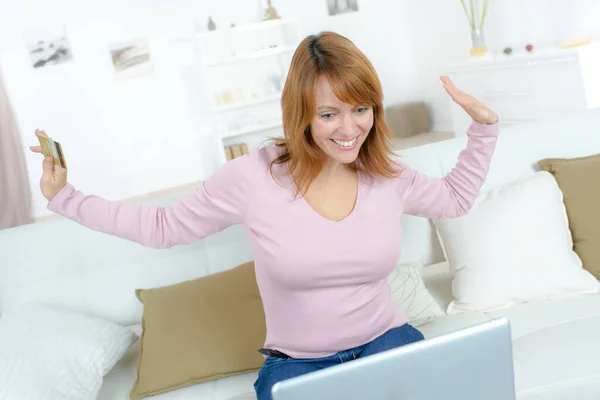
[
  {"x1": 388, "y1": 261, "x2": 445, "y2": 326},
  {"x1": 433, "y1": 171, "x2": 600, "y2": 314},
  {"x1": 0, "y1": 304, "x2": 137, "y2": 400}
]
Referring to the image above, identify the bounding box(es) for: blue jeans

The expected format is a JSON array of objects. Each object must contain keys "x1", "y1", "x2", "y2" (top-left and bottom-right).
[{"x1": 254, "y1": 323, "x2": 425, "y2": 400}]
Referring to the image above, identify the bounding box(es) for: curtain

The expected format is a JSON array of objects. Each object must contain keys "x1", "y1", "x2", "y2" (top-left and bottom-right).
[{"x1": 0, "y1": 69, "x2": 32, "y2": 229}]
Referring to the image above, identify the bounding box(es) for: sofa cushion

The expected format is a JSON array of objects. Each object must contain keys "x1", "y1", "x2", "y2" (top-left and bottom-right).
[
  {"x1": 488, "y1": 294, "x2": 600, "y2": 399},
  {"x1": 420, "y1": 307, "x2": 600, "y2": 400},
  {"x1": 130, "y1": 261, "x2": 266, "y2": 399},
  {"x1": 508, "y1": 314, "x2": 600, "y2": 398},
  {"x1": 420, "y1": 264, "x2": 600, "y2": 399},
  {"x1": 433, "y1": 171, "x2": 600, "y2": 314},
  {"x1": 388, "y1": 260, "x2": 445, "y2": 326},
  {"x1": 99, "y1": 340, "x2": 258, "y2": 400},
  {"x1": 0, "y1": 304, "x2": 137, "y2": 400},
  {"x1": 517, "y1": 377, "x2": 600, "y2": 400},
  {"x1": 538, "y1": 153, "x2": 600, "y2": 279}
]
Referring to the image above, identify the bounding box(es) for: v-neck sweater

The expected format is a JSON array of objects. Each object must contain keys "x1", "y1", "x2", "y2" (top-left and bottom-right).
[{"x1": 48, "y1": 120, "x2": 499, "y2": 359}]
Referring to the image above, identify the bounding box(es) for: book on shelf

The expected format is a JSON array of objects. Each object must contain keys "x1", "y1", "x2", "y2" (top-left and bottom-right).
[
  {"x1": 224, "y1": 145, "x2": 234, "y2": 161},
  {"x1": 231, "y1": 144, "x2": 243, "y2": 158},
  {"x1": 224, "y1": 142, "x2": 249, "y2": 161}
]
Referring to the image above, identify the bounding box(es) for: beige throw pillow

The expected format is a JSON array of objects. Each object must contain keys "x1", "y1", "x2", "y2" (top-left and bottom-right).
[
  {"x1": 538, "y1": 154, "x2": 600, "y2": 279},
  {"x1": 130, "y1": 261, "x2": 266, "y2": 399}
]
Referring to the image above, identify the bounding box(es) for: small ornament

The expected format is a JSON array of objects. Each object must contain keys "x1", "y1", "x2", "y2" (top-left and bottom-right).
[
  {"x1": 503, "y1": 47, "x2": 513, "y2": 55},
  {"x1": 264, "y1": 0, "x2": 281, "y2": 21},
  {"x1": 525, "y1": 44, "x2": 534, "y2": 52},
  {"x1": 207, "y1": 17, "x2": 216, "y2": 31}
]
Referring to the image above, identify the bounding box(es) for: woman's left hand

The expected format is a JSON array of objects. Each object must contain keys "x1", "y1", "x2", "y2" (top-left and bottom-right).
[{"x1": 441, "y1": 76, "x2": 499, "y2": 125}]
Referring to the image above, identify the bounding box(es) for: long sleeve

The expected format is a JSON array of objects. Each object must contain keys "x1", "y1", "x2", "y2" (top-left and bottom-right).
[
  {"x1": 47, "y1": 151, "x2": 257, "y2": 249},
  {"x1": 399, "y1": 120, "x2": 499, "y2": 219}
]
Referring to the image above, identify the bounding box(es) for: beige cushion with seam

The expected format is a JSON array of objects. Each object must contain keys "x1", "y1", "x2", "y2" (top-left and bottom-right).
[
  {"x1": 538, "y1": 154, "x2": 600, "y2": 279},
  {"x1": 130, "y1": 261, "x2": 266, "y2": 399}
]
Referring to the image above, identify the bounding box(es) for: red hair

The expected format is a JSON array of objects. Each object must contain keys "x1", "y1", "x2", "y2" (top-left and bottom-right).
[{"x1": 270, "y1": 31, "x2": 399, "y2": 196}]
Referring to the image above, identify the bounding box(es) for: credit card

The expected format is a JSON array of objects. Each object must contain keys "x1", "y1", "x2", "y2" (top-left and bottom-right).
[{"x1": 36, "y1": 133, "x2": 67, "y2": 168}]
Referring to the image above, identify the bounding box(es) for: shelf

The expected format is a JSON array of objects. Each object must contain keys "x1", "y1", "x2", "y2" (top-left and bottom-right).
[
  {"x1": 219, "y1": 120, "x2": 283, "y2": 139},
  {"x1": 206, "y1": 45, "x2": 296, "y2": 67},
  {"x1": 214, "y1": 92, "x2": 282, "y2": 112},
  {"x1": 196, "y1": 19, "x2": 290, "y2": 38},
  {"x1": 172, "y1": 20, "x2": 295, "y2": 45}
]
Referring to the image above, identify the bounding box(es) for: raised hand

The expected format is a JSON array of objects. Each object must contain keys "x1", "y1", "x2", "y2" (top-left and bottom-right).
[
  {"x1": 29, "y1": 129, "x2": 68, "y2": 202},
  {"x1": 441, "y1": 76, "x2": 499, "y2": 125}
]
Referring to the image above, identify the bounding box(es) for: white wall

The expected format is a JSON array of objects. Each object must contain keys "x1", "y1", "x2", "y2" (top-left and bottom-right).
[
  {"x1": 407, "y1": 0, "x2": 600, "y2": 131},
  {"x1": 4, "y1": 0, "x2": 599, "y2": 219},
  {"x1": 0, "y1": 0, "x2": 418, "y2": 219}
]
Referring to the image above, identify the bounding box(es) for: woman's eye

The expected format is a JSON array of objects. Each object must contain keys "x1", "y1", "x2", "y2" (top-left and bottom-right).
[
  {"x1": 321, "y1": 113, "x2": 335, "y2": 120},
  {"x1": 356, "y1": 107, "x2": 369, "y2": 114}
]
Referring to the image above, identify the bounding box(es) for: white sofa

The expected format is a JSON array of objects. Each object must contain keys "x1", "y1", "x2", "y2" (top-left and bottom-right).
[{"x1": 2, "y1": 108, "x2": 600, "y2": 399}]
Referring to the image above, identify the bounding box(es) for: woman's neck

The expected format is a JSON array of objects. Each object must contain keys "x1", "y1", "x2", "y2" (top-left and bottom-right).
[{"x1": 315, "y1": 158, "x2": 356, "y2": 186}]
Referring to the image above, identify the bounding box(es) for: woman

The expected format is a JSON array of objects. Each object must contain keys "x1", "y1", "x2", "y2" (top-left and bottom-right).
[{"x1": 31, "y1": 32, "x2": 499, "y2": 400}]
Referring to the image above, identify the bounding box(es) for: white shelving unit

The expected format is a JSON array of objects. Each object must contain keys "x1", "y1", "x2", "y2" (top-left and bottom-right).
[
  {"x1": 205, "y1": 45, "x2": 297, "y2": 67},
  {"x1": 445, "y1": 42, "x2": 600, "y2": 136},
  {"x1": 192, "y1": 19, "x2": 302, "y2": 171},
  {"x1": 213, "y1": 92, "x2": 282, "y2": 112},
  {"x1": 219, "y1": 120, "x2": 284, "y2": 139}
]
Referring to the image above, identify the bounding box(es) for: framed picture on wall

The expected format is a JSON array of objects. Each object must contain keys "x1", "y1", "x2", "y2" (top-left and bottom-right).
[
  {"x1": 108, "y1": 39, "x2": 153, "y2": 78},
  {"x1": 24, "y1": 25, "x2": 74, "y2": 69},
  {"x1": 327, "y1": 0, "x2": 359, "y2": 16}
]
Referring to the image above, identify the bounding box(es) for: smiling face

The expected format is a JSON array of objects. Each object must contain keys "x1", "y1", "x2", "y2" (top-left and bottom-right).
[
  {"x1": 277, "y1": 32, "x2": 398, "y2": 196},
  {"x1": 310, "y1": 75, "x2": 374, "y2": 165}
]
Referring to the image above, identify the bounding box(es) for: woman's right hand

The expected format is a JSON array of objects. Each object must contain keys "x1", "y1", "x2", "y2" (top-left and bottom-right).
[{"x1": 29, "y1": 129, "x2": 68, "y2": 202}]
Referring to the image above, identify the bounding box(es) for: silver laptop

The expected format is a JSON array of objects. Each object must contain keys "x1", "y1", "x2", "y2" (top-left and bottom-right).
[{"x1": 271, "y1": 317, "x2": 515, "y2": 400}]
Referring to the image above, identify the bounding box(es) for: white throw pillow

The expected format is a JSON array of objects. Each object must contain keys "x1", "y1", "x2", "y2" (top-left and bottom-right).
[
  {"x1": 388, "y1": 261, "x2": 445, "y2": 326},
  {"x1": 434, "y1": 171, "x2": 600, "y2": 314},
  {"x1": 0, "y1": 304, "x2": 137, "y2": 400}
]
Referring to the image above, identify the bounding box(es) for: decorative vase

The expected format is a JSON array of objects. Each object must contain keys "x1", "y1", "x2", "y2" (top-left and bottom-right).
[
  {"x1": 470, "y1": 29, "x2": 488, "y2": 58},
  {"x1": 207, "y1": 17, "x2": 216, "y2": 31},
  {"x1": 471, "y1": 29, "x2": 485, "y2": 47}
]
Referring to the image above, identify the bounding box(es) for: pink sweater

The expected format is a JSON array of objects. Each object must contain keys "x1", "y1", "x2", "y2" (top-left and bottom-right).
[{"x1": 48, "y1": 121, "x2": 499, "y2": 358}]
